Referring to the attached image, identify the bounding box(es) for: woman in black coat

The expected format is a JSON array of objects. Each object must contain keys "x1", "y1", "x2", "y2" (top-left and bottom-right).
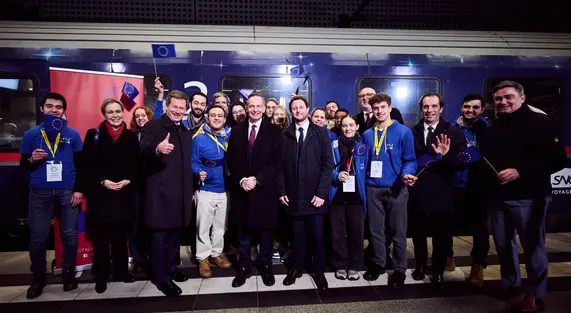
[{"x1": 82, "y1": 99, "x2": 139, "y2": 293}]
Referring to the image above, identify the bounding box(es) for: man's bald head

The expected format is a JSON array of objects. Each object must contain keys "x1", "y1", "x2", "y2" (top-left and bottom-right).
[{"x1": 359, "y1": 87, "x2": 376, "y2": 112}]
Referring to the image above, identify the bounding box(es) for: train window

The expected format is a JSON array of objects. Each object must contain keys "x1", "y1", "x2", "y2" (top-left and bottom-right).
[
  {"x1": 0, "y1": 75, "x2": 40, "y2": 152},
  {"x1": 357, "y1": 76, "x2": 442, "y2": 128},
  {"x1": 484, "y1": 77, "x2": 564, "y2": 129},
  {"x1": 219, "y1": 75, "x2": 312, "y2": 110},
  {"x1": 141, "y1": 74, "x2": 172, "y2": 110}
]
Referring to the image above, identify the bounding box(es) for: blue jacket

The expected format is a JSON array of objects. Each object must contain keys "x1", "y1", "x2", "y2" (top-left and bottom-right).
[
  {"x1": 191, "y1": 124, "x2": 228, "y2": 193},
  {"x1": 452, "y1": 116, "x2": 489, "y2": 188},
  {"x1": 362, "y1": 120, "x2": 417, "y2": 188},
  {"x1": 329, "y1": 139, "x2": 369, "y2": 210}
]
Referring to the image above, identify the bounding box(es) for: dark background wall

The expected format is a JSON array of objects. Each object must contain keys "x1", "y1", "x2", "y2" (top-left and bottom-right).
[{"x1": 1, "y1": 0, "x2": 565, "y2": 33}]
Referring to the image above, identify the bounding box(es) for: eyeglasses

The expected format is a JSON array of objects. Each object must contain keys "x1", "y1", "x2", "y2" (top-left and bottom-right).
[{"x1": 358, "y1": 93, "x2": 375, "y2": 99}]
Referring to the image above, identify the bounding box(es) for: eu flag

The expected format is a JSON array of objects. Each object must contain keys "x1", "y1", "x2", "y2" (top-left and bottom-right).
[
  {"x1": 416, "y1": 153, "x2": 441, "y2": 169},
  {"x1": 152, "y1": 44, "x2": 176, "y2": 58},
  {"x1": 451, "y1": 146, "x2": 482, "y2": 166},
  {"x1": 290, "y1": 64, "x2": 304, "y2": 78},
  {"x1": 120, "y1": 81, "x2": 139, "y2": 107},
  {"x1": 43, "y1": 114, "x2": 67, "y2": 133}
]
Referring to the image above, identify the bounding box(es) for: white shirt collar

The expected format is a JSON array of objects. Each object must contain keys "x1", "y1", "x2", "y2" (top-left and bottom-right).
[
  {"x1": 248, "y1": 118, "x2": 262, "y2": 130},
  {"x1": 295, "y1": 119, "x2": 310, "y2": 130},
  {"x1": 424, "y1": 121, "x2": 439, "y2": 131}
]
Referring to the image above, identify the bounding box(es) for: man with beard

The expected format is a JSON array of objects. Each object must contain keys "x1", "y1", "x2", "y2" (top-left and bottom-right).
[
  {"x1": 141, "y1": 90, "x2": 194, "y2": 296},
  {"x1": 325, "y1": 101, "x2": 339, "y2": 130},
  {"x1": 451, "y1": 94, "x2": 490, "y2": 288},
  {"x1": 192, "y1": 105, "x2": 232, "y2": 278}
]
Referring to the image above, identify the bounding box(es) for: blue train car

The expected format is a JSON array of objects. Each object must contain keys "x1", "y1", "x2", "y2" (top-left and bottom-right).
[{"x1": 1, "y1": 21, "x2": 570, "y2": 251}]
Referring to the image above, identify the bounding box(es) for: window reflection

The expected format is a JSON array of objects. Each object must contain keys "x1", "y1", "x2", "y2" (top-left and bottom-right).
[{"x1": 0, "y1": 77, "x2": 38, "y2": 152}]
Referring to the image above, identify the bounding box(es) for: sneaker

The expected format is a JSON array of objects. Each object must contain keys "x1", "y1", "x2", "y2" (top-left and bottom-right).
[
  {"x1": 347, "y1": 270, "x2": 360, "y2": 281},
  {"x1": 209, "y1": 255, "x2": 232, "y2": 269},
  {"x1": 445, "y1": 257, "x2": 456, "y2": 271},
  {"x1": 335, "y1": 269, "x2": 347, "y2": 280},
  {"x1": 272, "y1": 251, "x2": 281, "y2": 259},
  {"x1": 199, "y1": 259, "x2": 212, "y2": 278},
  {"x1": 467, "y1": 264, "x2": 484, "y2": 288}
]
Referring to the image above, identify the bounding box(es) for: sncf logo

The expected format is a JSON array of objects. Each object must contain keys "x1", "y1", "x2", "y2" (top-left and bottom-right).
[{"x1": 551, "y1": 168, "x2": 571, "y2": 188}]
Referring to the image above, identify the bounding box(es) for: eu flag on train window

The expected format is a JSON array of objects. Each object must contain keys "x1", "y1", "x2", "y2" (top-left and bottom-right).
[{"x1": 152, "y1": 44, "x2": 177, "y2": 58}]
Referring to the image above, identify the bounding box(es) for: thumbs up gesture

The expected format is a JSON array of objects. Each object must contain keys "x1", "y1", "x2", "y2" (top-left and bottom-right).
[{"x1": 156, "y1": 133, "x2": 174, "y2": 155}]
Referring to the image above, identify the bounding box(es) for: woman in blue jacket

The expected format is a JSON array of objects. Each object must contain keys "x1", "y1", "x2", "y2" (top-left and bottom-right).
[{"x1": 329, "y1": 114, "x2": 369, "y2": 281}]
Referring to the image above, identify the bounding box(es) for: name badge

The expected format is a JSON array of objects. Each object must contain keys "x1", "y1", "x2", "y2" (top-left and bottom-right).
[
  {"x1": 46, "y1": 163, "x2": 63, "y2": 182},
  {"x1": 343, "y1": 175, "x2": 356, "y2": 193},
  {"x1": 370, "y1": 160, "x2": 382, "y2": 178}
]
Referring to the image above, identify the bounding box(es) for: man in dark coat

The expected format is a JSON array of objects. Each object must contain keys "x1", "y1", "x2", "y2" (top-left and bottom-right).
[
  {"x1": 409, "y1": 93, "x2": 466, "y2": 288},
  {"x1": 480, "y1": 81, "x2": 566, "y2": 313},
  {"x1": 226, "y1": 93, "x2": 283, "y2": 288},
  {"x1": 279, "y1": 95, "x2": 333, "y2": 291},
  {"x1": 140, "y1": 90, "x2": 194, "y2": 297}
]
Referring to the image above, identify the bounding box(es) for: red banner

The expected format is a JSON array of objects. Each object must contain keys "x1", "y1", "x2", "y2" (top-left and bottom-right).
[{"x1": 49, "y1": 67, "x2": 144, "y2": 273}]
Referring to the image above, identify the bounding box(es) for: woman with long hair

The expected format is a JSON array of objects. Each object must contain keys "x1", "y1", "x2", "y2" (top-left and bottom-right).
[
  {"x1": 81, "y1": 99, "x2": 139, "y2": 293},
  {"x1": 271, "y1": 106, "x2": 290, "y2": 129},
  {"x1": 128, "y1": 105, "x2": 154, "y2": 273}
]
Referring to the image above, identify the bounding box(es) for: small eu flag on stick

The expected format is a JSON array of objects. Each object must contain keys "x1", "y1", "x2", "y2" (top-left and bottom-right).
[
  {"x1": 120, "y1": 81, "x2": 139, "y2": 109},
  {"x1": 151, "y1": 44, "x2": 177, "y2": 78}
]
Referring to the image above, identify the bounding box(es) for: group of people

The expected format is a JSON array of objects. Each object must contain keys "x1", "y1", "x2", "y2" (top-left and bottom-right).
[{"x1": 19, "y1": 79, "x2": 565, "y2": 313}]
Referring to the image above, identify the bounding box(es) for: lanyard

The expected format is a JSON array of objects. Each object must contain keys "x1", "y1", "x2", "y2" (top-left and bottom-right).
[
  {"x1": 40, "y1": 129, "x2": 61, "y2": 158},
  {"x1": 206, "y1": 133, "x2": 227, "y2": 151},
  {"x1": 374, "y1": 119, "x2": 393, "y2": 157}
]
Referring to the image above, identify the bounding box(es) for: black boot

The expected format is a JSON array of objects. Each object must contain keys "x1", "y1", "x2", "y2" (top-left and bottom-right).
[
  {"x1": 62, "y1": 268, "x2": 78, "y2": 292},
  {"x1": 26, "y1": 274, "x2": 46, "y2": 299},
  {"x1": 412, "y1": 263, "x2": 426, "y2": 281}
]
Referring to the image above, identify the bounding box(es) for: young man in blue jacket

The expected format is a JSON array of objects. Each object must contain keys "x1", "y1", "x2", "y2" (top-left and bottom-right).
[
  {"x1": 361, "y1": 93, "x2": 417, "y2": 287},
  {"x1": 20, "y1": 93, "x2": 84, "y2": 298},
  {"x1": 451, "y1": 94, "x2": 490, "y2": 288},
  {"x1": 191, "y1": 105, "x2": 232, "y2": 278}
]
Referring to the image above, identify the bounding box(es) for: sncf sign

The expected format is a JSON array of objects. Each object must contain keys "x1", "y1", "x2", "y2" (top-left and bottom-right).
[{"x1": 551, "y1": 168, "x2": 571, "y2": 189}]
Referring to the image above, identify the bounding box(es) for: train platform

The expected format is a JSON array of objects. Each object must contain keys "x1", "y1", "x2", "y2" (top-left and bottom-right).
[{"x1": 1, "y1": 234, "x2": 571, "y2": 313}]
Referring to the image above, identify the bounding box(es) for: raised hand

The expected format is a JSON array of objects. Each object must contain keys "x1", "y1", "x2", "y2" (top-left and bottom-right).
[
  {"x1": 156, "y1": 133, "x2": 174, "y2": 155},
  {"x1": 432, "y1": 134, "x2": 451, "y2": 156},
  {"x1": 30, "y1": 149, "x2": 48, "y2": 162}
]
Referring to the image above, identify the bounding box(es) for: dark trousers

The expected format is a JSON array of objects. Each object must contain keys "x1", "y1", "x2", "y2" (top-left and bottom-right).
[
  {"x1": 129, "y1": 192, "x2": 149, "y2": 266},
  {"x1": 330, "y1": 204, "x2": 365, "y2": 270},
  {"x1": 411, "y1": 210, "x2": 453, "y2": 275},
  {"x1": 28, "y1": 188, "x2": 79, "y2": 275},
  {"x1": 92, "y1": 222, "x2": 130, "y2": 283},
  {"x1": 238, "y1": 229, "x2": 273, "y2": 270},
  {"x1": 276, "y1": 205, "x2": 292, "y2": 248},
  {"x1": 453, "y1": 187, "x2": 490, "y2": 267},
  {"x1": 292, "y1": 214, "x2": 326, "y2": 274},
  {"x1": 489, "y1": 197, "x2": 549, "y2": 299},
  {"x1": 151, "y1": 229, "x2": 182, "y2": 284},
  {"x1": 366, "y1": 186, "x2": 409, "y2": 273}
]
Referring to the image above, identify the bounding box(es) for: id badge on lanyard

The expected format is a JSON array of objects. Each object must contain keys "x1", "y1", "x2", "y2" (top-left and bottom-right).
[{"x1": 46, "y1": 161, "x2": 63, "y2": 182}]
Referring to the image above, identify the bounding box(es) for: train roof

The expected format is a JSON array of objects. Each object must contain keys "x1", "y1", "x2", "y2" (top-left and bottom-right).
[{"x1": 1, "y1": 21, "x2": 571, "y2": 57}]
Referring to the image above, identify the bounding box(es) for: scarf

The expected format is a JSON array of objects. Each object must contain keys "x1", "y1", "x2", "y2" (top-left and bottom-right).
[
  {"x1": 338, "y1": 134, "x2": 360, "y2": 172},
  {"x1": 106, "y1": 122, "x2": 124, "y2": 142}
]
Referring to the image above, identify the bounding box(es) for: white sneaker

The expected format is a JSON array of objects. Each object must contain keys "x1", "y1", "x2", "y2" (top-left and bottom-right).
[
  {"x1": 348, "y1": 270, "x2": 360, "y2": 281},
  {"x1": 335, "y1": 269, "x2": 347, "y2": 280}
]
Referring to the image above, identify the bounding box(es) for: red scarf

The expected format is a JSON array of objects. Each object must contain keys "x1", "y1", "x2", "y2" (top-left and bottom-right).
[{"x1": 105, "y1": 122, "x2": 124, "y2": 142}]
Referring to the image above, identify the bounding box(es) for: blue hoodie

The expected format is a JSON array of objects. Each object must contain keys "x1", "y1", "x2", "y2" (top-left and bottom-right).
[
  {"x1": 362, "y1": 120, "x2": 417, "y2": 188},
  {"x1": 329, "y1": 139, "x2": 369, "y2": 210},
  {"x1": 191, "y1": 124, "x2": 228, "y2": 193}
]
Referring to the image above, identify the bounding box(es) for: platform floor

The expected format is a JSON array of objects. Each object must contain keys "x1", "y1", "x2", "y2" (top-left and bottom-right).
[{"x1": 0, "y1": 234, "x2": 570, "y2": 312}]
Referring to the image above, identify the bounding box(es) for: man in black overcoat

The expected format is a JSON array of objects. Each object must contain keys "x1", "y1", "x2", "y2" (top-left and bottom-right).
[
  {"x1": 140, "y1": 90, "x2": 194, "y2": 297},
  {"x1": 226, "y1": 93, "x2": 283, "y2": 288}
]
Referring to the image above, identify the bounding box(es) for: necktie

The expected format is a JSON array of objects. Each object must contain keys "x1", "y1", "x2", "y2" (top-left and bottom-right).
[
  {"x1": 426, "y1": 126, "x2": 435, "y2": 148},
  {"x1": 249, "y1": 124, "x2": 256, "y2": 149},
  {"x1": 298, "y1": 127, "x2": 304, "y2": 157},
  {"x1": 365, "y1": 113, "x2": 371, "y2": 129}
]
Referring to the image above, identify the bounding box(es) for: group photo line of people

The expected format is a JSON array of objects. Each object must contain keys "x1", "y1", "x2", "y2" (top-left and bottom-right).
[{"x1": 19, "y1": 79, "x2": 566, "y2": 313}]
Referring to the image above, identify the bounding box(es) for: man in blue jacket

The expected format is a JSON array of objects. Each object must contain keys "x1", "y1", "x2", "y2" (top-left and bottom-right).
[
  {"x1": 19, "y1": 93, "x2": 84, "y2": 298},
  {"x1": 191, "y1": 105, "x2": 232, "y2": 279},
  {"x1": 361, "y1": 93, "x2": 417, "y2": 287},
  {"x1": 451, "y1": 94, "x2": 490, "y2": 288}
]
